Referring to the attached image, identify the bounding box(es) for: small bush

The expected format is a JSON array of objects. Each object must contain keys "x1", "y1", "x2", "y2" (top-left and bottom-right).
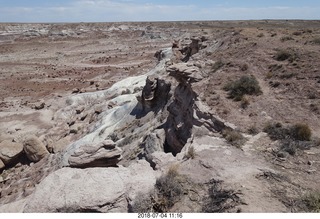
[
  {"x1": 274, "y1": 49, "x2": 298, "y2": 62},
  {"x1": 154, "y1": 165, "x2": 184, "y2": 212},
  {"x1": 223, "y1": 75, "x2": 262, "y2": 101},
  {"x1": 131, "y1": 193, "x2": 153, "y2": 213},
  {"x1": 222, "y1": 129, "x2": 246, "y2": 147},
  {"x1": 290, "y1": 123, "x2": 312, "y2": 141},
  {"x1": 131, "y1": 165, "x2": 185, "y2": 213},
  {"x1": 280, "y1": 139, "x2": 314, "y2": 156},
  {"x1": 304, "y1": 192, "x2": 320, "y2": 212},
  {"x1": 263, "y1": 122, "x2": 289, "y2": 140},
  {"x1": 202, "y1": 179, "x2": 243, "y2": 213},
  {"x1": 275, "y1": 50, "x2": 292, "y2": 61},
  {"x1": 264, "y1": 122, "x2": 312, "y2": 141}
]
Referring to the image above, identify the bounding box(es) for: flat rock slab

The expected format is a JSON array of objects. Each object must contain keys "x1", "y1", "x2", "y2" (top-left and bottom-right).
[
  {"x1": 66, "y1": 140, "x2": 122, "y2": 168},
  {"x1": 22, "y1": 160, "x2": 156, "y2": 213},
  {"x1": 0, "y1": 140, "x2": 23, "y2": 165}
]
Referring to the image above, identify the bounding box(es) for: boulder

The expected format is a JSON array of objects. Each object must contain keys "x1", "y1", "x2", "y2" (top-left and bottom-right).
[
  {"x1": 34, "y1": 102, "x2": 45, "y2": 110},
  {"x1": 23, "y1": 136, "x2": 49, "y2": 162},
  {"x1": 23, "y1": 160, "x2": 156, "y2": 213},
  {"x1": 174, "y1": 36, "x2": 207, "y2": 62},
  {"x1": 0, "y1": 140, "x2": 24, "y2": 165},
  {"x1": 66, "y1": 140, "x2": 122, "y2": 168}
]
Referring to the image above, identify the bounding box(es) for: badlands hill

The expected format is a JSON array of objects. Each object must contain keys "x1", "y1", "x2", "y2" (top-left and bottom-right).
[{"x1": 0, "y1": 20, "x2": 320, "y2": 212}]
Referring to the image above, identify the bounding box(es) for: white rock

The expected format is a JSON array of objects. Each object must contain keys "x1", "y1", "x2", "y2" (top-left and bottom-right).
[
  {"x1": 0, "y1": 140, "x2": 23, "y2": 164},
  {"x1": 23, "y1": 160, "x2": 156, "y2": 213}
]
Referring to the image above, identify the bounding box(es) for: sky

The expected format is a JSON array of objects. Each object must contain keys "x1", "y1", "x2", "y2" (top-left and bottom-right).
[{"x1": 0, "y1": 0, "x2": 319, "y2": 22}]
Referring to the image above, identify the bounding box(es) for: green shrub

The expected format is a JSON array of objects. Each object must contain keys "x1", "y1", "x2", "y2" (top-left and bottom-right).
[
  {"x1": 223, "y1": 75, "x2": 262, "y2": 101},
  {"x1": 304, "y1": 192, "x2": 320, "y2": 212},
  {"x1": 264, "y1": 122, "x2": 312, "y2": 141},
  {"x1": 275, "y1": 50, "x2": 292, "y2": 61},
  {"x1": 264, "y1": 122, "x2": 313, "y2": 156},
  {"x1": 290, "y1": 123, "x2": 312, "y2": 141},
  {"x1": 154, "y1": 165, "x2": 184, "y2": 212},
  {"x1": 131, "y1": 165, "x2": 185, "y2": 213},
  {"x1": 263, "y1": 122, "x2": 289, "y2": 140}
]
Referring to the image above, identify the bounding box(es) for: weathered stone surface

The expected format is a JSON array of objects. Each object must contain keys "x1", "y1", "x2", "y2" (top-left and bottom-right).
[
  {"x1": 173, "y1": 36, "x2": 207, "y2": 62},
  {"x1": 23, "y1": 136, "x2": 49, "y2": 162},
  {"x1": 54, "y1": 136, "x2": 71, "y2": 153},
  {"x1": 34, "y1": 102, "x2": 45, "y2": 110},
  {"x1": 140, "y1": 130, "x2": 166, "y2": 166},
  {"x1": 139, "y1": 75, "x2": 171, "y2": 111},
  {"x1": 23, "y1": 160, "x2": 156, "y2": 213},
  {"x1": 167, "y1": 63, "x2": 203, "y2": 83},
  {"x1": 0, "y1": 198, "x2": 28, "y2": 213},
  {"x1": 66, "y1": 140, "x2": 122, "y2": 168},
  {"x1": 150, "y1": 151, "x2": 176, "y2": 171},
  {"x1": 0, "y1": 140, "x2": 23, "y2": 165},
  {"x1": 0, "y1": 154, "x2": 61, "y2": 208},
  {"x1": 0, "y1": 159, "x2": 5, "y2": 170}
]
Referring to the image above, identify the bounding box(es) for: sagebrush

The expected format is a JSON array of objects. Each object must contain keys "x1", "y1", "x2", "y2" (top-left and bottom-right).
[{"x1": 223, "y1": 75, "x2": 262, "y2": 101}]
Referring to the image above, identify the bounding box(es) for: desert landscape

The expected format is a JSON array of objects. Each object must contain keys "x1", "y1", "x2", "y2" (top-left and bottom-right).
[{"x1": 0, "y1": 20, "x2": 320, "y2": 212}]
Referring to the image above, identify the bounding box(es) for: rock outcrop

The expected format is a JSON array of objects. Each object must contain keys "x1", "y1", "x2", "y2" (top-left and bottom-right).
[
  {"x1": 22, "y1": 160, "x2": 156, "y2": 213},
  {"x1": 23, "y1": 136, "x2": 49, "y2": 162},
  {"x1": 0, "y1": 140, "x2": 23, "y2": 165},
  {"x1": 139, "y1": 75, "x2": 171, "y2": 111},
  {"x1": 173, "y1": 36, "x2": 208, "y2": 62},
  {"x1": 66, "y1": 140, "x2": 122, "y2": 168},
  {"x1": 167, "y1": 63, "x2": 204, "y2": 83}
]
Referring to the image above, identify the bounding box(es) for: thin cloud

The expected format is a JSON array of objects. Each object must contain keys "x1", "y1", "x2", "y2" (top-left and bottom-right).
[{"x1": 0, "y1": 0, "x2": 319, "y2": 22}]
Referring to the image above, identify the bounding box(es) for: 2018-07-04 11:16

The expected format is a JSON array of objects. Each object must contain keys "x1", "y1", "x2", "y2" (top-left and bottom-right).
[{"x1": 137, "y1": 213, "x2": 183, "y2": 218}]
